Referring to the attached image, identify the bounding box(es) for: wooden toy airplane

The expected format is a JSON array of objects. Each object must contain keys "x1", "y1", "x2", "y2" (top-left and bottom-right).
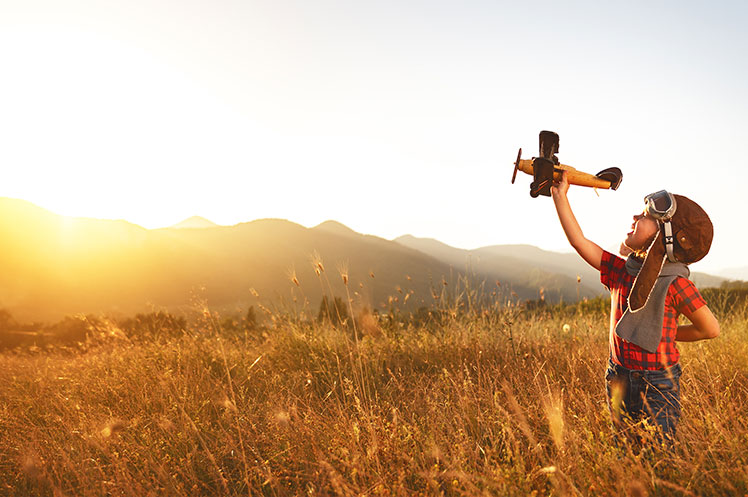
[{"x1": 512, "y1": 131, "x2": 623, "y2": 197}]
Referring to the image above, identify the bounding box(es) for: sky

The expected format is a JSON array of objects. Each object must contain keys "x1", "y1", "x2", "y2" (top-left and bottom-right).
[{"x1": 1, "y1": 0, "x2": 746, "y2": 274}]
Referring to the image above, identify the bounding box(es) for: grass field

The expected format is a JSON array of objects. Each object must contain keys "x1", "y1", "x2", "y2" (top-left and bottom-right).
[{"x1": 1, "y1": 299, "x2": 747, "y2": 496}]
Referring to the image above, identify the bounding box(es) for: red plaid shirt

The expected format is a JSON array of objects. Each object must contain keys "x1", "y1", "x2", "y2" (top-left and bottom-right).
[{"x1": 600, "y1": 250, "x2": 706, "y2": 370}]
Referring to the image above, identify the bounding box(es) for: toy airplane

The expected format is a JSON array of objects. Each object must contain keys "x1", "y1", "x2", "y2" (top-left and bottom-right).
[{"x1": 512, "y1": 131, "x2": 623, "y2": 197}]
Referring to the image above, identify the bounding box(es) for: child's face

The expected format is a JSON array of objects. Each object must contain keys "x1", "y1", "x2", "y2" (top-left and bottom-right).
[{"x1": 624, "y1": 211, "x2": 659, "y2": 251}]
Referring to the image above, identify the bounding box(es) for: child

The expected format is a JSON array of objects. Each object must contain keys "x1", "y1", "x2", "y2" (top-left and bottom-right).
[{"x1": 551, "y1": 171, "x2": 719, "y2": 443}]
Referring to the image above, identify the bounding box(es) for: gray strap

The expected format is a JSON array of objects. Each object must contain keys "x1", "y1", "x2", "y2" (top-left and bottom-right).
[{"x1": 663, "y1": 221, "x2": 676, "y2": 262}]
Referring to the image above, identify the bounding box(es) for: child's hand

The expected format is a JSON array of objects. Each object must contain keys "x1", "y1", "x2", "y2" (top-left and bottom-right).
[{"x1": 551, "y1": 170, "x2": 570, "y2": 198}]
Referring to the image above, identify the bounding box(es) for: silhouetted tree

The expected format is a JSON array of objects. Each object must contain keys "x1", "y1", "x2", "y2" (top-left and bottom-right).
[
  {"x1": 317, "y1": 296, "x2": 349, "y2": 326},
  {"x1": 243, "y1": 306, "x2": 258, "y2": 331},
  {"x1": 0, "y1": 309, "x2": 16, "y2": 332},
  {"x1": 45, "y1": 315, "x2": 91, "y2": 343},
  {"x1": 119, "y1": 312, "x2": 186, "y2": 340}
]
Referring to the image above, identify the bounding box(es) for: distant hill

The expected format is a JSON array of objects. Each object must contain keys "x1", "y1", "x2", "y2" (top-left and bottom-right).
[
  {"x1": 171, "y1": 216, "x2": 219, "y2": 229},
  {"x1": 0, "y1": 197, "x2": 729, "y2": 322},
  {"x1": 476, "y1": 244, "x2": 727, "y2": 290},
  {"x1": 313, "y1": 220, "x2": 359, "y2": 237},
  {"x1": 395, "y1": 236, "x2": 727, "y2": 295},
  {"x1": 0, "y1": 199, "x2": 460, "y2": 321},
  {"x1": 715, "y1": 266, "x2": 748, "y2": 282},
  {"x1": 394, "y1": 236, "x2": 604, "y2": 302},
  {"x1": 691, "y1": 272, "x2": 728, "y2": 289},
  {"x1": 473, "y1": 243, "x2": 601, "y2": 289}
]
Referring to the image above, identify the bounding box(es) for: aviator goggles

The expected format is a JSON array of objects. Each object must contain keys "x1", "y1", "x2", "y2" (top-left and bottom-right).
[
  {"x1": 644, "y1": 190, "x2": 677, "y2": 221},
  {"x1": 644, "y1": 190, "x2": 678, "y2": 262}
]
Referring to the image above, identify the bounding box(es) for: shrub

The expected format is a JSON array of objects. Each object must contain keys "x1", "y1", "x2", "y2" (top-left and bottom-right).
[{"x1": 118, "y1": 311, "x2": 187, "y2": 341}]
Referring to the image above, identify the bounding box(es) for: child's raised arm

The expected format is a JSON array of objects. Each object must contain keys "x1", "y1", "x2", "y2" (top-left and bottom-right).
[{"x1": 551, "y1": 171, "x2": 603, "y2": 271}]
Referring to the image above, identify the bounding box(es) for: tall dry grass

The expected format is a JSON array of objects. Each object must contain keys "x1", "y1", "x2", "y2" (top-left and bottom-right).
[{"x1": 1, "y1": 293, "x2": 747, "y2": 496}]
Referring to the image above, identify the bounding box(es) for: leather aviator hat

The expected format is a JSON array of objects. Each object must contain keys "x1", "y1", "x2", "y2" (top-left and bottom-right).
[{"x1": 628, "y1": 193, "x2": 713, "y2": 312}]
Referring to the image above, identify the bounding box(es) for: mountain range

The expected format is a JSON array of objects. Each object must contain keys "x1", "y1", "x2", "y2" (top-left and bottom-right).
[
  {"x1": 714, "y1": 266, "x2": 748, "y2": 281},
  {"x1": 0, "y1": 197, "x2": 727, "y2": 322}
]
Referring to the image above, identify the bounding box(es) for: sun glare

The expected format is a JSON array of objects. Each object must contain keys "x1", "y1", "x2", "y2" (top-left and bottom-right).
[{"x1": 1, "y1": 26, "x2": 269, "y2": 229}]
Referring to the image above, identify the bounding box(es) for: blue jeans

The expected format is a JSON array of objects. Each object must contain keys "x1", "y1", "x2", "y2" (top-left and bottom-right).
[{"x1": 605, "y1": 360, "x2": 682, "y2": 443}]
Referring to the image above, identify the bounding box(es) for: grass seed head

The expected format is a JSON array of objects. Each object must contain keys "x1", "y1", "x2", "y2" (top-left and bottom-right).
[
  {"x1": 609, "y1": 380, "x2": 625, "y2": 423},
  {"x1": 358, "y1": 309, "x2": 381, "y2": 337},
  {"x1": 543, "y1": 390, "x2": 565, "y2": 451},
  {"x1": 310, "y1": 251, "x2": 325, "y2": 274}
]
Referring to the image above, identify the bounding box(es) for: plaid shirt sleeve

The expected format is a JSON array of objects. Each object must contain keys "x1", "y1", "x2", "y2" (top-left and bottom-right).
[
  {"x1": 670, "y1": 276, "x2": 706, "y2": 318},
  {"x1": 600, "y1": 250, "x2": 626, "y2": 290}
]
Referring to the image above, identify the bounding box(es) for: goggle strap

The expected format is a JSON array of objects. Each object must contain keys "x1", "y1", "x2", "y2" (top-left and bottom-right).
[{"x1": 663, "y1": 221, "x2": 676, "y2": 262}]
